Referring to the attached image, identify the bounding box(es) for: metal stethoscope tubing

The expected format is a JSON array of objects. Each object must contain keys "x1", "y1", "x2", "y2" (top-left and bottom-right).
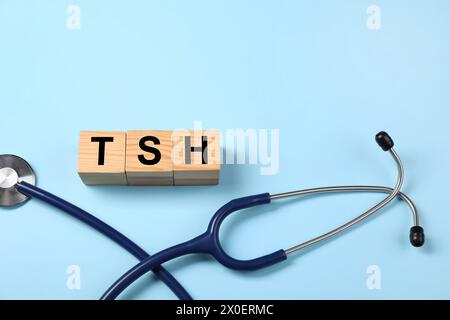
[
  {"x1": 278, "y1": 148, "x2": 405, "y2": 255},
  {"x1": 273, "y1": 184, "x2": 419, "y2": 255}
]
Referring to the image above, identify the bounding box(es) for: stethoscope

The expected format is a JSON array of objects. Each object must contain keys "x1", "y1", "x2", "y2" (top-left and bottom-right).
[{"x1": 0, "y1": 131, "x2": 425, "y2": 300}]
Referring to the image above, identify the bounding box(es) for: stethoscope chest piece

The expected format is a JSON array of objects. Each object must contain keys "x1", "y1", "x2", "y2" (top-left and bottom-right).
[{"x1": 0, "y1": 155, "x2": 35, "y2": 207}]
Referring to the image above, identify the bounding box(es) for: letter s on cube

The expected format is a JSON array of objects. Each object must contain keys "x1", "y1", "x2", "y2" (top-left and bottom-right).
[{"x1": 125, "y1": 130, "x2": 174, "y2": 186}]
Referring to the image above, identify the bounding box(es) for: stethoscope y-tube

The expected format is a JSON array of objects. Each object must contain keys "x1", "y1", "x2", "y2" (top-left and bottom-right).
[{"x1": 100, "y1": 132, "x2": 425, "y2": 300}]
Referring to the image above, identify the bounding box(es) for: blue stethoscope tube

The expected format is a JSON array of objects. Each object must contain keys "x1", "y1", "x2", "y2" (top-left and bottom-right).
[
  {"x1": 16, "y1": 181, "x2": 193, "y2": 300},
  {"x1": 100, "y1": 193, "x2": 286, "y2": 300}
]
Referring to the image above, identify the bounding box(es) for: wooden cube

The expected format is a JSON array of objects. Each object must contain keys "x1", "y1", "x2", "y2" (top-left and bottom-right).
[
  {"x1": 78, "y1": 131, "x2": 127, "y2": 185},
  {"x1": 126, "y1": 130, "x2": 174, "y2": 185},
  {"x1": 172, "y1": 130, "x2": 221, "y2": 185}
]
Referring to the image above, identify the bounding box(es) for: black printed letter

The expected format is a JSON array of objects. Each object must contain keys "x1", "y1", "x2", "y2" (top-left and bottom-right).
[
  {"x1": 184, "y1": 136, "x2": 208, "y2": 164},
  {"x1": 138, "y1": 136, "x2": 162, "y2": 165},
  {"x1": 91, "y1": 137, "x2": 114, "y2": 165}
]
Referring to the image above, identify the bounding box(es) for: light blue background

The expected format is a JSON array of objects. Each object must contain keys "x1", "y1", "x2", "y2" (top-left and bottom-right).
[{"x1": 1, "y1": 0, "x2": 449, "y2": 299}]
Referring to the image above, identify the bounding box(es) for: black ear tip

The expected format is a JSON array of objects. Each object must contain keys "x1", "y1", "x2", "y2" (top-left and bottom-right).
[
  {"x1": 410, "y1": 226, "x2": 425, "y2": 247},
  {"x1": 375, "y1": 131, "x2": 394, "y2": 151}
]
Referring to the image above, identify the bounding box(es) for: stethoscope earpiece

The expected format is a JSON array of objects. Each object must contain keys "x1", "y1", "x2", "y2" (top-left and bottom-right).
[
  {"x1": 376, "y1": 131, "x2": 395, "y2": 151},
  {"x1": 410, "y1": 226, "x2": 425, "y2": 247}
]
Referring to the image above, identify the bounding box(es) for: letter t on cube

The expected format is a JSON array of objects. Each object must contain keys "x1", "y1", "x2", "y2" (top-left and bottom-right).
[{"x1": 78, "y1": 131, "x2": 127, "y2": 185}]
